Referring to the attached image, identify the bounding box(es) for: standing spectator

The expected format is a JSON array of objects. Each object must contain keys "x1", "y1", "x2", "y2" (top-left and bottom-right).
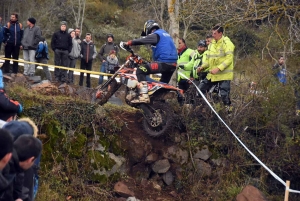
[
  {"x1": 177, "y1": 38, "x2": 195, "y2": 92},
  {"x1": 272, "y1": 56, "x2": 287, "y2": 85},
  {"x1": 0, "y1": 16, "x2": 4, "y2": 52},
  {"x1": 21, "y1": 17, "x2": 41, "y2": 76},
  {"x1": 98, "y1": 33, "x2": 119, "y2": 85},
  {"x1": 105, "y1": 50, "x2": 119, "y2": 78},
  {"x1": 0, "y1": 69, "x2": 23, "y2": 121},
  {"x1": 79, "y1": 33, "x2": 97, "y2": 88},
  {"x1": 51, "y1": 21, "x2": 72, "y2": 83},
  {"x1": 35, "y1": 35, "x2": 52, "y2": 81},
  {"x1": 2, "y1": 13, "x2": 23, "y2": 74},
  {"x1": 74, "y1": 27, "x2": 82, "y2": 44},
  {"x1": 67, "y1": 28, "x2": 81, "y2": 84},
  {"x1": 206, "y1": 35, "x2": 213, "y2": 46},
  {"x1": 197, "y1": 25, "x2": 235, "y2": 113}
]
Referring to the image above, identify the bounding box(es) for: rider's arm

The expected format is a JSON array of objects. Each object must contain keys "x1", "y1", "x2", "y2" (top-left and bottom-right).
[{"x1": 127, "y1": 34, "x2": 159, "y2": 46}]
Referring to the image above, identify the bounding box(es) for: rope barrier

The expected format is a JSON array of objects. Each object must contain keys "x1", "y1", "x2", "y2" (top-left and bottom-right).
[
  {"x1": 0, "y1": 57, "x2": 114, "y2": 76},
  {"x1": 178, "y1": 71, "x2": 300, "y2": 194}
]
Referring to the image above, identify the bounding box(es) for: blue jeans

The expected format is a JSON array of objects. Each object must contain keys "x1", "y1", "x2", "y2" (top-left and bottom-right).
[{"x1": 98, "y1": 62, "x2": 106, "y2": 85}]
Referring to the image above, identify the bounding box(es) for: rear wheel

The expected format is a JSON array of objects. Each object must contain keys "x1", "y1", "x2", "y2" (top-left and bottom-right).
[{"x1": 142, "y1": 102, "x2": 173, "y2": 137}]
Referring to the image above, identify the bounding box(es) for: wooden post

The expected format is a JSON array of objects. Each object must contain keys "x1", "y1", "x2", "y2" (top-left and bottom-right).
[{"x1": 284, "y1": 180, "x2": 290, "y2": 201}]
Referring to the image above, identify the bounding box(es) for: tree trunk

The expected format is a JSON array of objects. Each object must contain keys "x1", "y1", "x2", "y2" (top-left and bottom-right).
[{"x1": 167, "y1": 0, "x2": 179, "y2": 87}]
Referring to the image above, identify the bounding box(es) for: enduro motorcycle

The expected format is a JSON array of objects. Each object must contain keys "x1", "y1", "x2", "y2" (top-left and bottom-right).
[{"x1": 92, "y1": 42, "x2": 184, "y2": 137}]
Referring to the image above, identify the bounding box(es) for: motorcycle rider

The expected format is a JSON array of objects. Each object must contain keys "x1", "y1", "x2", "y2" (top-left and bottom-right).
[
  {"x1": 124, "y1": 20, "x2": 177, "y2": 103},
  {"x1": 197, "y1": 25, "x2": 235, "y2": 113}
]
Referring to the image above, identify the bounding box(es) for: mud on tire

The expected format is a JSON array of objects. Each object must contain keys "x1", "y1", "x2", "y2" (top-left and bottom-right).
[{"x1": 142, "y1": 102, "x2": 173, "y2": 137}]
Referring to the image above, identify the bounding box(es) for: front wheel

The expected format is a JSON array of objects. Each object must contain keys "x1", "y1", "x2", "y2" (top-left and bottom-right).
[{"x1": 142, "y1": 102, "x2": 173, "y2": 137}]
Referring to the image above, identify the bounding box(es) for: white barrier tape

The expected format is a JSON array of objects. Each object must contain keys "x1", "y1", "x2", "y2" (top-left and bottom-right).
[{"x1": 178, "y1": 72, "x2": 300, "y2": 194}]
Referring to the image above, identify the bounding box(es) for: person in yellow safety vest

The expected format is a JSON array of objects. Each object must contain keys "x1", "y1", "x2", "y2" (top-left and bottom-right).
[
  {"x1": 180, "y1": 40, "x2": 208, "y2": 83},
  {"x1": 177, "y1": 38, "x2": 195, "y2": 92},
  {"x1": 197, "y1": 25, "x2": 235, "y2": 113}
]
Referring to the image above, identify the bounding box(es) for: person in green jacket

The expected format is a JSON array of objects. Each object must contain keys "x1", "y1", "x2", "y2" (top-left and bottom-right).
[
  {"x1": 197, "y1": 25, "x2": 235, "y2": 113},
  {"x1": 180, "y1": 40, "x2": 208, "y2": 84},
  {"x1": 177, "y1": 38, "x2": 195, "y2": 92}
]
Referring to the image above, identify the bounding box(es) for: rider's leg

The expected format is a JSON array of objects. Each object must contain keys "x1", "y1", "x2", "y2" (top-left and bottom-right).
[
  {"x1": 132, "y1": 63, "x2": 156, "y2": 103},
  {"x1": 159, "y1": 63, "x2": 176, "y2": 83}
]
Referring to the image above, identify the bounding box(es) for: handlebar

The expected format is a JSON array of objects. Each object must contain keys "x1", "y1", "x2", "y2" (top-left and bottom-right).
[{"x1": 120, "y1": 41, "x2": 134, "y2": 56}]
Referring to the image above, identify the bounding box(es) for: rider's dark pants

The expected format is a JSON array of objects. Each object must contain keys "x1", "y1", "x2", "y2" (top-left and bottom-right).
[
  {"x1": 198, "y1": 78, "x2": 231, "y2": 106},
  {"x1": 136, "y1": 62, "x2": 176, "y2": 83}
]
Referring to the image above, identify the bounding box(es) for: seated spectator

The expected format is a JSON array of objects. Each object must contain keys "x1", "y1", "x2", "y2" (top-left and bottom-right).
[
  {"x1": 105, "y1": 50, "x2": 119, "y2": 79},
  {"x1": 0, "y1": 69, "x2": 23, "y2": 121},
  {"x1": 1, "y1": 118, "x2": 41, "y2": 201},
  {"x1": 272, "y1": 56, "x2": 287, "y2": 85}
]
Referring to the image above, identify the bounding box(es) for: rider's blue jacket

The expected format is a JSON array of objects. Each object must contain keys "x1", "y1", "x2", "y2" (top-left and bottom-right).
[
  {"x1": 151, "y1": 29, "x2": 177, "y2": 63},
  {"x1": 128, "y1": 29, "x2": 177, "y2": 63}
]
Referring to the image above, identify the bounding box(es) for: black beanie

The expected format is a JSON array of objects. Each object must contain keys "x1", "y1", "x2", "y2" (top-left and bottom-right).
[{"x1": 28, "y1": 17, "x2": 36, "y2": 25}]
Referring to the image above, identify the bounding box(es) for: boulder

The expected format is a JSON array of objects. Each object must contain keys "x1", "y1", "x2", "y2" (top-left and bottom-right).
[
  {"x1": 152, "y1": 159, "x2": 171, "y2": 173},
  {"x1": 193, "y1": 146, "x2": 212, "y2": 161},
  {"x1": 194, "y1": 159, "x2": 212, "y2": 177},
  {"x1": 114, "y1": 181, "x2": 135, "y2": 198},
  {"x1": 145, "y1": 153, "x2": 158, "y2": 164},
  {"x1": 163, "y1": 145, "x2": 188, "y2": 165},
  {"x1": 236, "y1": 185, "x2": 267, "y2": 201},
  {"x1": 162, "y1": 171, "x2": 174, "y2": 185}
]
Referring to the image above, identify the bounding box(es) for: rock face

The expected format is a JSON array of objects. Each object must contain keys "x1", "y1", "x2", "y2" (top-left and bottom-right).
[{"x1": 236, "y1": 185, "x2": 267, "y2": 201}]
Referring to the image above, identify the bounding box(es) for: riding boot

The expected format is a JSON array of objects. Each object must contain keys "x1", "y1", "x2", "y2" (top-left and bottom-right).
[{"x1": 131, "y1": 81, "x2": 150, "y2": 103}]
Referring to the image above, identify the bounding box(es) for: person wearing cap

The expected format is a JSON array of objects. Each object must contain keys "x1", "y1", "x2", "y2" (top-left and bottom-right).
[
  {"x1": 197, "y1": 25, "x2": 235, "y2": 113},
  {"x1": 21, "y1": 17, "x2": 41, "y2": 77},
  {"x1": 1, "y1": 118, "x2": 41, "y2": 201},
  {"x1": 67, "y1": 28, "x2": 81, "y2": 84},
  {"x1": 2, "y1": 13, "x2": 23, "y2": 74},
  {"x1": 51, "y1": 21, "x2": 72, "y2": 83},
  {"x1": 180, "y1": 40, "x2": 208, "y2": 83},
  {"x1": 0, "y1": 69, "x2": 23, "y2": 121},
  {"x1": 177, "y1": 38, "x2": 195, "y2": 92},
  {"x1": 97, "y1": 33, "x2": 119, "y2": 85}
]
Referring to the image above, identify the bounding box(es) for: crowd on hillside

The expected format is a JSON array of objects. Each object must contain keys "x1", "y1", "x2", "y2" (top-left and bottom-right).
[{"x1": 0, "y1": 13, "x2": 120, "y2": 88}]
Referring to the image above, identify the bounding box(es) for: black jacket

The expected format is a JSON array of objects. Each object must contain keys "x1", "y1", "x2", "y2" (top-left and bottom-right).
[
  {"x1": 51, "y1": 30, "x2": 72, "y2": 53},
  {"x1": 0, "y1": 89, "x2": 20, "y2": 121},
  {"x1": 80, "y1": 40, "x2": 97, "y2": 63},
  {"x1": 0, "y1": 150, "x2": 24, "y2": 201}
]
